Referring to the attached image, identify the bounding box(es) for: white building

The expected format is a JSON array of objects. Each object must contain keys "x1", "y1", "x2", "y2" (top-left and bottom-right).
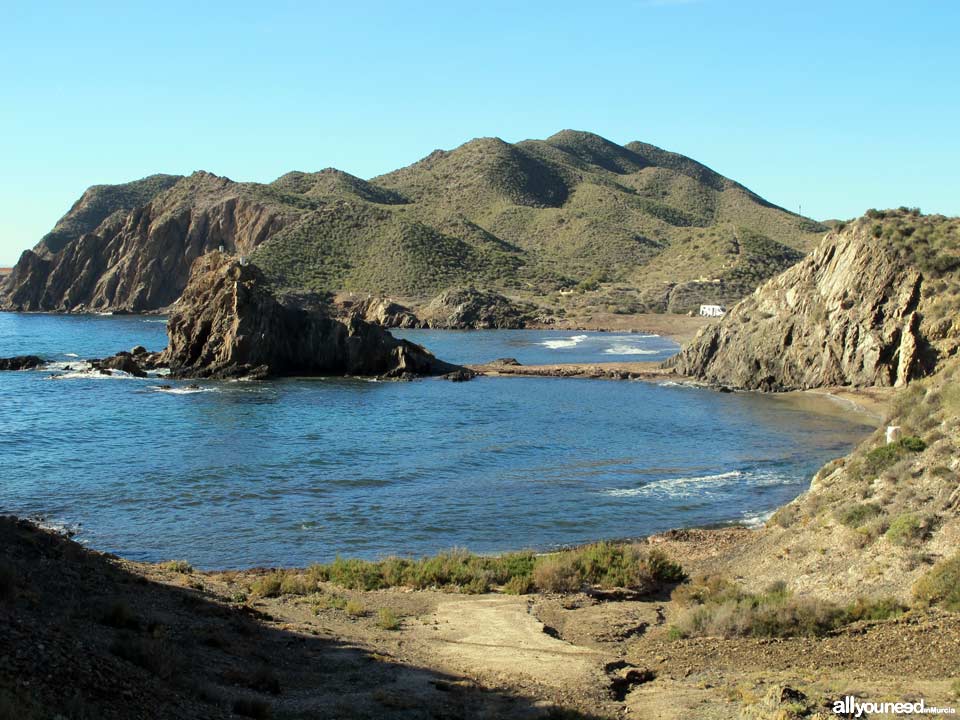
[{"x1": 699, "y1": 304, "x2": 726, "y2": 317}]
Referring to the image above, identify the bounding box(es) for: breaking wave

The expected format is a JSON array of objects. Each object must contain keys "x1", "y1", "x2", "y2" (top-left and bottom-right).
[
  {"x1": 603, "y1": 345, "x2": 658, "y2": 355},
  {"x1": 540, "y1": 334, "x2": 588, "y2": 349}
]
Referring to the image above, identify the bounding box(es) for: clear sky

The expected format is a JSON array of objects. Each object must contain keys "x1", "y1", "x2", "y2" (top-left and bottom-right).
[{"x1": 1, "y1": 0, "x2": 957, "y2": 265}]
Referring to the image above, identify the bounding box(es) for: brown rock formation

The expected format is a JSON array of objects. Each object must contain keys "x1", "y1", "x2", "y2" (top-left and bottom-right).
[
  {"x1": 160, "y1": 253, "x2": 463, "y2": 380},
  {"x1": 421, "y1": 288, "x2": 534, "y2": 329},
  {"x1": 2, "y1": 173, "x2": 291, "y2": 312},
  {"x1": 667, "y1": 217, "x2": 932, "y2": 390}
]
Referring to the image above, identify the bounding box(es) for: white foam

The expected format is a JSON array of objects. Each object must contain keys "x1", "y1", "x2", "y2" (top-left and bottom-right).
[
  {"x1": 141, "y1": 319, "x2": 167, "y2": 324},
  {"x1": 42, "y1": 360, "x2": 91, "y2": 372},
  {"x1": 603, "y1": 345, "x2": 657, "y2": 355},
  {"x1": 64, "y1": 353, "x2": 79, "y2": 358},
  {"x1": 740, "y1": 509, "x2": 775, "y2": 528},
  {"x1": 541, "y1": 334, "x2": 588, "y2": 349},
  {"x1": 47, "y1": 368, "x2": 145, "y2": 380},
  {"x1": 150, "y1": 385, "x2": 215, "y2": 395},
  {"x1": 603, "y1": 470, "x2": 745, "y2": 498}
]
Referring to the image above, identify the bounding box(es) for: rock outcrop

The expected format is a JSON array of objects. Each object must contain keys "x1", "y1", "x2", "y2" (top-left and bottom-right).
[
  {"x1": 2, "y1": 173, "x2": 291, "y2": 312},
  {"x1": 0, "y1": 355, "x2": 44, "y2": 371},
  {"x1": 160, "y1": 253, "x2": 463, "y2": 380},
  {"x1": 346, "y1": 296, "x2": 423, "y2": 329},
  {"x1": 668, "y1": 217, "x2": 932, "y2": 390},
  {"x1": 421, "y1": 288, "x2": 534, "y2": 329}
]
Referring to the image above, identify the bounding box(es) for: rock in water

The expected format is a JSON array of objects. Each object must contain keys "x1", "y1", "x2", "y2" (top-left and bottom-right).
[
  {"x1": 0, "y1": 355, "x2": 44, "y2": 371},
  {"x1": 667, "y1": 215, "x2": 933, "y2": 390},
  {"x1": 160, "y1": 252, "x2": 462, "y2": 379}
]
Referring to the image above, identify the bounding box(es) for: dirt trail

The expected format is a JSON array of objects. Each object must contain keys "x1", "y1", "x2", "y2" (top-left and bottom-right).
[{"x1": 410, "y1": 596, "x2": 612, "y2": 692}]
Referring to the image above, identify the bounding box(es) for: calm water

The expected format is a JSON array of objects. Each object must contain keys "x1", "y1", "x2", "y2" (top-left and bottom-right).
[{"x1": 0, "y1": 313, "x2": 873, "y2": 569}]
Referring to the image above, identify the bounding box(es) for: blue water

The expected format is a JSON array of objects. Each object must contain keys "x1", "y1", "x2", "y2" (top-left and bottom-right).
[
  {"x1": 392, "y1": 328, "x2": 679, "y2": 365},
  {"x1": 0, "y1": 313, "x2": 873, "y2": 569}
]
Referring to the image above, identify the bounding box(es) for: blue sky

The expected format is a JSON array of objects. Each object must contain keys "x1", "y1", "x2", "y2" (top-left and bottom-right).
[{"x1": 1, "y1": 0, "x2": 957, "y2": 264}]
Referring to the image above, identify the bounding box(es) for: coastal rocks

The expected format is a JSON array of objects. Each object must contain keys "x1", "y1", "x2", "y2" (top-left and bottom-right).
[
  {"x1": 421, "y1": 287, "x2": 534, "y2": 329},
  {"x1": 1, "y1": 172, "x2": 291, "y2": 312},
  {"x1": 0, "y1": 355, "x2": 44, "y2": 371},
  {"x1": 160, "y1": 252, "x2": 463, "y2": 380},
  {"x1": 346, "y1": 296, "x2": 422, "y2": 329},
  {"x1": 667, "y1": 218, "x2": 929, "y2": 390},
  {"x1": 92, "y1": 352, "x2": 147, "y2": 378}
]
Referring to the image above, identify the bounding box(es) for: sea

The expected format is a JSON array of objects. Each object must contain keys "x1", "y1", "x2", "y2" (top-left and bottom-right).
[{"x1": 0, "y1": 313, "x2": 874, "y2": 569}]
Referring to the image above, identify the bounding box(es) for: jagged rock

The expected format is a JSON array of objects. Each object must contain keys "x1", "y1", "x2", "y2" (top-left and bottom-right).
[
  {"x1": 160, "y1": 252, "x2": 462, "y2": 380},
  {"x1": 130, "y1": 345, "x2": 148, "y2": 356},
  {"x1": 0, "y1": 355, "x2": 44, "y2": 371},
  {"x1": 667, "y1": 219, "x2": 930, "y2": 390},
  {"x1": 422, "y1": 288, "x2": 534, "y2": 329},
  {"x1": 2, "y1": 172, "x2": 290, "y2": 312},
  {"x1": 348, "y1": 297, "x2": 422, "y2": 328},
  {"x1": 93, "y1": 353, "x2": 147, "y2": 378}
]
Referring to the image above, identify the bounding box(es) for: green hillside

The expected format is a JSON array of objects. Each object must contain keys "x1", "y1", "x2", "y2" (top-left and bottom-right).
[{"x1": 3, "y1": 131, "x2": 827, "y2": 314}]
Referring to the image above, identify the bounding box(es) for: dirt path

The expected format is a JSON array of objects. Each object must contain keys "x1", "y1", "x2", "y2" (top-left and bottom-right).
[{"x1": 411, "y1": 596, "x2": 612, "y2": 691}]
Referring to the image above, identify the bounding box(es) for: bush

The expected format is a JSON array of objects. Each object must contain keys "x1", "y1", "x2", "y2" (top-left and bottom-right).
[
  {"x1": 836, "y1": 503, "x2": 882, "y2": 528},
  {"x1": 863, "y1": 436, "x2": 926, "y2": 476},
  {"x1": 160, "y1": 560, "x2": 193, "y2": 574},
  {"x1": 668, "y1": 576, "x2": 904, "y2": 639},
  {"x1": 250, "y1": 571, "x2": 313, "y2": 598},
  {"x1": 885, "y1": 513, "x2": 928, "y2": 546},
  {"x1": 345, "y1": 599, "x2": 365, "y2": 617},
  {"x1": 376, "y1": 607, "x2": 400, "y2": 630},
  {"x1": 307, "y1": 544, "x2": 682, "y2": 596},
  {"x1": 913, "y1": 553, "x2": 960, "y2": 611}
]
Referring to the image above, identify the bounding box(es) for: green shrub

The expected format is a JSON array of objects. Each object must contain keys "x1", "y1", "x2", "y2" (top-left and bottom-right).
[
  {"x1": 345, "y1": 599, "x2": 365, "y2": 617},
  {"x1": 307, "y1": 544, "x2": 681, "y2": 596},
  {"x1": 863, "y1": 436, "x2": 927, "y2": 476},
  {"x1": 836, "y1": 503, "x2": 882, "y2": 528},
  {"x1": 160, "y1": 560, "x2": 193, "y2": 574},
  {"x1": 885, "y1": 513, "x2": 928, "y2": 546},
  {"x1": 913, "y1": 554, "x2": 960, "y2": 611},
  {"x1": 250, "y1": 570, "x2": 313, "y2": 598},
  {"x1": 376, "y1": 607, "x2": 400, "y2": 630},
  {"x1": 668, "y1": 576, "x2": 904, "y2": 639}
]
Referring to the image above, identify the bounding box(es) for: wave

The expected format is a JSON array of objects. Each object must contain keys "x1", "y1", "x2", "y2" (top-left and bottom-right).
[
  {"x1": 603, "y1": 345, "x2": 658, "y2": 355},
  {"x1": 141, "y1": 319, "x2": 167, "y2": 324},
  {"x1": 740, "y1": 509, "x2": 775, "y2": 528},
  {"x1": 603, "y1": 469, "x2": 798, "y2": 500},
  {"x1": 149, "y1": 385, "x2": 215, "y2": 395},
  {"x1": 540, "y1": 334, "x2": 588, "y2": 349},
  {"x1": 47, "y1": 368, "x2": 146, "y2": 381},
  {"x1": 602, "y1": 470, "x2": 747, "y2": 498},
  {"x1": 64, "y1": 353, "x2": 79, "y2": 358}
]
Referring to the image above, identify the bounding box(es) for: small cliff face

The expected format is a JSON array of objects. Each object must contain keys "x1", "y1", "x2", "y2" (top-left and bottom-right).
[
  {"x1": 668, "y1": 218, "x2": 933, "y2": 390},
  {"x1": 160, "y1": 253, "x2": 460, "y2": 379},
  {"x1": 2, "y1": 173, "x2": 291, "y2": 312}
]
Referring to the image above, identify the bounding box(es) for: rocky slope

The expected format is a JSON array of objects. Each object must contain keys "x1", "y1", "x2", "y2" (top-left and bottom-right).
[
  {"x1": 1, "y1": 131, "x2": 825, "y2": 314},
  {"x1": 668, "y1": 211, "x2": 960, "y2": 390},
  {"x1": 160, "y1": 252, "x2": 461, "y2": 379}
]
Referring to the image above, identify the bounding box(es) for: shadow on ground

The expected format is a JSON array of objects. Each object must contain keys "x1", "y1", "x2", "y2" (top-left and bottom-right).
[{"x1": 0, "y1": 517, "x2": 603, "y2": 719}]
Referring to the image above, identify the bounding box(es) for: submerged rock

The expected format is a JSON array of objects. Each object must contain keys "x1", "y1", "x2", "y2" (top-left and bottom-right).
[
  {"x1": 0, "y1": 355, "x2": 44, "y2": 371},
  {"x1": 160, "y1": 252, "x2": 463, "y2": 380}
]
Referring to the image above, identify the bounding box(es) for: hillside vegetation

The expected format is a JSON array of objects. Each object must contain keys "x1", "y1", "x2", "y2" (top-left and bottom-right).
[{"x1": 2, "y1": 131, "x2": 824, "y2": 313}]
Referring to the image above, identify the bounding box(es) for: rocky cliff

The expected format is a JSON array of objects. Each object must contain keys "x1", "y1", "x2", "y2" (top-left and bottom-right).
[
  {"x1": 160, "y1": 252, "x2": 461, "y2": 379},
  {"x1": 667, "y1": 212, "x2": 960, "y2": 390},
  {"x1": 2, "y1": 131, "x2": 824, "y2": 314},
  {"x1": 3, "y1": 173, "x2": 293, "y2": 312}
]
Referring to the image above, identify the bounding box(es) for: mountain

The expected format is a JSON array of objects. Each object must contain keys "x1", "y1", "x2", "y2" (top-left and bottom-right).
[
  {"x1": 669, "y1": 209, "x2": 960, "y2": 389},
  {"x1": 1, "y1": 131, "x2": 826, "y2": 314}
]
